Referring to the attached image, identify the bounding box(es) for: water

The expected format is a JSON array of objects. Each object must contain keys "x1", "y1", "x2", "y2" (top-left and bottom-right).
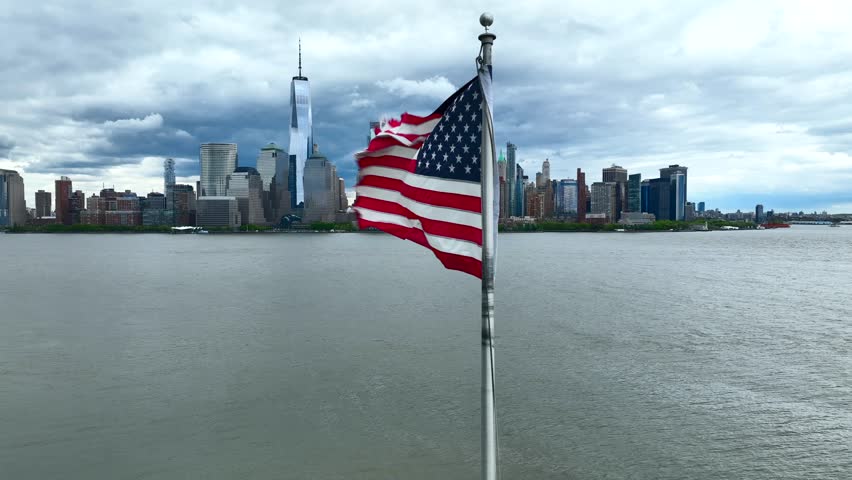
[{"x1": 1, "y1": 227, "x2": 850, "y2": 479}]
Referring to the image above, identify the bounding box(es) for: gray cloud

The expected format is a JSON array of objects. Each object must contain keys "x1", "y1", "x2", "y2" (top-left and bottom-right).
[{"x1": 3, "y1": 0, "x2": 852, "y2": 211}]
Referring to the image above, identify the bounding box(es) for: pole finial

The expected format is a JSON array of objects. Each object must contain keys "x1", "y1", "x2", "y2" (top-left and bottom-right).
[
  {"x1": 480, "y1": 12, "x2": 494, "y2": 32},
  {"x1": 298, "y1": 37, "x2": 302, "y2": 77}
]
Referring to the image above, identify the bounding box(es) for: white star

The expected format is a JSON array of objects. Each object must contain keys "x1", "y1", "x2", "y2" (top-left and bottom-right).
[
  {"x1": 472, "y1": 91, "x2": 479, "y2": 100},
  {"x1": 444, "y1": 133, "x2": 450, "y2": 142},
  {"x1": 458, "y1": 113, "x2": 465, "y2": 123},
  {"x1": 425, "y1": 161, "x2": 430, "y2": 168},
  {"x1": 437, "y1": 143, "x2": 443, "y2": 151},
  {"x1": 465, "y1": 103, "x2": 471, "y2": 111},
  {"x1": 431, "y1": 152, "x2": 436, "y2": 160},
  {"x1": 449, "y1": 165, "x2": 455, "y2": 173},
  {"x1": 463, "y1": 145, "x2": 469, "y2": 153},
  {"x1": 465, "y1": 166, "x2": 472, "y2": 174},
  {"x1": 427, "y1": 143, "x2": 432, "y2": 150},
  {"x1": 464, "y1": 124, "x2": 469, "y2": 132},
  {"x1": 451, "y1": 103, "x2": 457, "y2": 112},
  {"x1": 451, "y1": 124, "x2": 456, "y2": 132},
  {"x1": 477, "y1": 124, "x2": 482, "y2": 132},
  {"x1": 449, "y1": 145, "x2": 456, "y2": 153},
  {"x1": 472, "y1": 155, "x2": 478, "y2": 164},
  {"x1": 436, "y1": 163, "x2": 442, "y2": 171},
  {"x1": 438, "y1": 123, "x2": 444, "y2": 132},
  {"x1": 470, "y1": 134, "x2": 477, "y2": 143},
  {"x1": 457, "y1": 135, "x2": 463, "y2": 143},
  {"x1": 443, "y1": 153, "x2": 448, "y2": 162},
  {"x1": 471, "y1": 112, "x2": 477, "y2": 122},
  {"x1": 456, "y1": 155, "x2": 462, "y2": 163}
]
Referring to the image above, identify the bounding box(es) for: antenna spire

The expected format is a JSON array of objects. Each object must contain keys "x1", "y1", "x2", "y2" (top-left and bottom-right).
[{"x1": 298, "y1": 37, "x2": 302, "y2": 77}]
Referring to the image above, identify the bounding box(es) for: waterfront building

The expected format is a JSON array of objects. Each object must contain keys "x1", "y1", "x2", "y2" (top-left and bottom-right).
[
  {"x1": 591, "y1": 182, "x2": 617, "y2": 222},
  {"x1": 647, "y1": 178, "x2": 671, "y2": 221},
  {"x1": 142, "y1": 192, "x2": 169, "y2": 226},
  {"x1": 670, "y1": 172, "x2": 686, "y2": 221},
  {"x1": 628, "y1": 173, "x2": 641, "y2": 212},
  {"x1": 602, "y1": 165, "x2": 628, "y2": 183},
  {"x1": 685, "y1": 202, "x2": 696, "y2": 221},
  {"x1": 542, "y1": 158, "x2": 551, "y2": 183},
  {"x1": 70, "y1": 190, "x2": 85, "y2": 225},
  {"x1": 200, "y1": 143, "x2": 238, "y2": 197},
  {"x1": 287, "y1": 41, "x2": 314, "y2": 206},
  {"x1": 497, "y1": 151, "x2": 508, "y2": 220},
  {"x1": 172, "y1": 184, "x2": 196, "y2": 226},
  {"x1": 525, "y1": 182, "x2": 542, "y2": 218},
  {"x1": 640, "y1": 179, "x2": 651, "y2": 213},
  {"x1": 196, "y1": 197, "x2": 240, "y2": 228},
  {"x1": 303, "y1": 144, "x2": 339, "y2": 223},
  {"x1": 35, "y1": 189, "x2": 51, "y2": 218},
  {"x1": 755, "y1": 204, "x2": 765, "y2": 224},
  {"x1": 256, "y1": 143, "x2": 284, "y2": 193},
  {"x1": 81, "y1": 194, "x2": 105, "y2": 225},
  {"x1": 576, "y1": 168, "x2": 587, "y2": 223},
  {"x1": 698, "y1": 201, "x2": 705, "y2": 213},
  {"x1": 338, "y1": 178, "x2": 348, "y2": 211},
  {"x1": 602, "y1": 165, "x2": 628, "y2": 221},
  {"x1": 555, "y1": 179, "x2": 578, "y2": 218},
  {"x1": 659, "y1": 164, "x2": 688, "y2": 199},
  {"x1": 506, "y1": 142, "x2": 517, "y2": 216},
  {"x1": 164, "y1": 158, "x2": 175, "y2": 210},
  {"x1": 619, "y1": 212, "x2": 656, "y2": 225},
  {"x1": 0, "y1": 169, "x2": 26, "y2": 227},
  {"x1": 226, "y1": 167, "x2": 266, "y2": 226},
  {"x1": 55, "y1": 176, "x2": 72, "y2": 225}
]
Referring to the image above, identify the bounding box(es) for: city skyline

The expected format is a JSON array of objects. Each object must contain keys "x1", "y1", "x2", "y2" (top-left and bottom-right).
[{"x1": 2, "y1": 2, "x2": 852, "y2": 212}]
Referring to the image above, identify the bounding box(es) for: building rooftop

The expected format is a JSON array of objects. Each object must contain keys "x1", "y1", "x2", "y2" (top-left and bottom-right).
[{"x1": 233, "y1": 166, "x2": 260, "y2": 175}]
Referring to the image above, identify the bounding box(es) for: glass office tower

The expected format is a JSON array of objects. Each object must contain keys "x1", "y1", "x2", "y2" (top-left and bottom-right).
[
  {"x1": 200, "y1": 143, "x2": 238, "y2": 197},
  {"x1": 287, "y1": 42, "x2": 313, "y2": 207}
]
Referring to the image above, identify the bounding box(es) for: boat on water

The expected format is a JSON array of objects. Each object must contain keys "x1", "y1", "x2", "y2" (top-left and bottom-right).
[
  {"x1": 756, "y1": 225, "x2": 766, "y2": 230},
  {"x1": 760, "y1": 223, "x2": 791, "y2": 229},
  {"x1": 830, "y1": 223, "x2": 841, "y2": 227},
  {"x1": 720, "y1": 225, "x2": 739, "y2": 230}
]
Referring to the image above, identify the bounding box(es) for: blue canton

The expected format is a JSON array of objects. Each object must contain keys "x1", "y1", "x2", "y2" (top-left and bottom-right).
[{"x1": 415, "y1": 79, "x2": 482, "y2": 183}]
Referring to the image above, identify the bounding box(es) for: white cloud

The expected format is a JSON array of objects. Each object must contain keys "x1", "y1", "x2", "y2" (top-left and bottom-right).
[
  {"x1": 375, "y1": 76, "x2": 456, "y2": 100},
  {"x1": 103, "y1": 113, "x2": 163, "y2": 132}
]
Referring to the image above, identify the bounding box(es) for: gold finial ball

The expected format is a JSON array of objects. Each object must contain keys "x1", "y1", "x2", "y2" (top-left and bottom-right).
[{"x1": 480, "y1": 12, "x2": 494, "y2": 29}]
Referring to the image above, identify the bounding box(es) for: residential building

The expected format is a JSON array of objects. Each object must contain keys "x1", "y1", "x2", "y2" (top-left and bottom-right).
[
  {"x1": 506, "y1": 142, "x2": 517, "y2": 216},
  {"x1": 55, "y1": 176, "x2": 72, "y2": 225},
  {"x1": 576, "y1": 168, "x2": 587, "y2": 223},
  {"x1": 556, "y1": 179, "x2": 578, "y2": 218},
  {"x1": 142, "y1": 192, "x2": 168, "y2": 226},
  {"x1": 200, "y1": 143, "x2": 238, "y2": 197},
  {"x1": 164, "y1": 158, "x2": 175, "y2": 210},
  {"x1": 591, "y1": 182, "x2": 617, "y2": 222},
  {"x1": 0, "y1": 169, "x2": 26, "y2": 227},
  {"x1": 35, "y1": 189, "x2": 51, "y2": 218},
  {"x1": 172, "y1": 184, "x2": 196, "y2": 226}
]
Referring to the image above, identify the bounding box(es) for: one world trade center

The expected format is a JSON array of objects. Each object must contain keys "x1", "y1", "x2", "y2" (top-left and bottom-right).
[{"x1": 288, "y1": 40, "x2": 313, "y2": 207}]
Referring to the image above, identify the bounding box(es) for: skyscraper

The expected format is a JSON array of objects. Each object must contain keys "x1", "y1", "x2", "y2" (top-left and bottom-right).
[
  {"x1": 576, "y1": 168, "x2": 587, "y2": 223},
  {"x1": 0, "y1": 169, "x2": 26, "y2": 227},
  {"x1": 628, "y1": 173, "x2": 641, "y2": 212},
  {"x1": 641, "y1": 179, "x2": 651, "y2": 214},
  {"x1": 556, "y1": 179, "x2": 578, "y2": 217},
  {"x1": 670, "y1": 172, "x2": 686, "y2": 221},
  {"x1": 660, "y1": 164, "x2": 688, "y2": 210},
  {"x1": 303, "y1": 144, "x2": 338, "y2": 223},
  {"x1": 542, "y1": 158, "x2": 550, "y2": 183},
  {"x1": 256, "y1": 143, "x2": 284, "y2": 192},
  {"x1": 338, "y1": 178, "x2": 348, "y2": 211},
  {"x1": 506, "y1": 142, "x2": 517, "y2": 216},
  {"x1": 648, "y1": 177, "x2": 671, "y2": 221},
  {"x1": 515, "y1": 164, "x2": 525, "y2": 217},
  {"x1": 55, "y1": 176, "x2": 72, "y2": 225},
  {"x1": 164, "y1": 158, "x2": 175, "y2": 210},
  {"x1": 698, "y1": 202, "x2": 705, "y2": 213},
  {"x1": 200, "y1": 143, "x2": 238, "y2": 197},
  {"x1": 755, "y1": 204, "x2": 765, "y2": 224},
  {"x1": 35, "y1": 189, "x2": 51, "y2": 218},
  {"x1": 287, "y1": 40, "x2": 313, "y2": 206},
  {"x1": 227, "y1": 167, "x2": 265, "y2": 226},
  {"x1": 603, "y1": 165, "x2": 628, "y2": 220},
  {"x1": 591, "y1": 182, "x2": 617, "y2": 222}
]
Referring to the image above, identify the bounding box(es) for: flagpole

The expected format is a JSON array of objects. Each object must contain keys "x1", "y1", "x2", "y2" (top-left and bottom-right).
[{"x1": 477, "y1": 12, "x2": 499, "y2": 480}]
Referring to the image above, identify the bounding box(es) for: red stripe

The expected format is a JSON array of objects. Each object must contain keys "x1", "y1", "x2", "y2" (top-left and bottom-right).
[
  {"x1": 357, "y1": 156, "x2": 417, "y2": 172},
  {"x1": 365, "y1": 135, "x2": 425, "y2": 153},
  {"x1": 384, "y1": 112, "x2": 442, "y2": 127},
  {"x1": 354, "y1": 196, "x2": 482, "y2": 246},
  {"x1": 357, "y1": 175, "x2": 481, "y2": 213},
  {"x1": 357, "y1": 218, "x2": 482, "y2": 279}
]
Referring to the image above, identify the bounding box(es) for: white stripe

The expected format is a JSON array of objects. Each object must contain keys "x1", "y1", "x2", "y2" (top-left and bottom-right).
[
  {"x1": 356, "y1": 185, "x2": 481, "y2": 228},
  {"x1": 380, "y1": 118, "x2": 439, "y2": 136},
  {"x1": 358, "y1": 166, "x2": 480, "y2": 197},
  {"x1": 355, "y1": 145, "x2": 419, "y2": 160},
  {"x1": 354, "y1": 207, "x2": 481, "y2": 260},
  {"x1": 372, "y1": 131, "x2": 427, "y2": 148}
]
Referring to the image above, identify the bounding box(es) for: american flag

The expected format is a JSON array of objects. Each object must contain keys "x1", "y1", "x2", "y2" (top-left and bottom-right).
[{"x1": 354, "y1": 77, "x2": 491, "y2": 278}]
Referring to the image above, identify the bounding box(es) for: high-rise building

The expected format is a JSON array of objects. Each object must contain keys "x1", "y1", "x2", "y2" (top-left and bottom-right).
[
  {"x1": 556, "y1": 179, "x2": 578, "y2": 217},
  {"x1": 628, "y1": 173, "x2": 641, "y2": 212},
  {"x1": 542, "y1": 158, "x2": 550, "y2": 183},
  {"x1": 303, "y1": 144, "x2": 338, "y2": 223},
  {"x1": 603, "y1": 165, "x2": 628, "y2": 220},
  {"x1": 660, "y1": 164, "x2": 688, "y2": 214},
  {"x1": 288, "y1": 41, "x2": 313, "y2": 206},
  {"x1": 755, "y1": 204, "x2": 765, "y2": 224},
  {"x1": 0, "y1": 169, "x2": 26, "y2": 227},
  {"x1": 590, "y1": 182, "x2": 617, "y2": 221},
  {"x1": 196, "y1": 197, "x2": 240, "y2": 228},
  {"x1": 35, "y1": 189, "x2": 51, "y2": 218},
  {"x1": 226, "y1": 167, "x2": 265, "y2": 226},
  {"x1": 55, "y1": 176, "x2": 72, "y2": 225},
  {"x1": 515, "y1": 165, "x2": 526, "y2": 216},
  {"x1": 602, "y1": 165, "x2": 627, "y2": 183},
  {"x1": 70, "y1": 190, "x2": 85, "y2": 224},
  {"x1": 497, "y1": 150, "x2": 509, "y2": 219},
  {"x1": 698, "y1": 201, "x2": 705, "y2": 213},
  {"x1": 256, "y1": 143, "x2": 284, "y2": 192},
  {"x1": 200, "y1": 143, "x2": 238, "y2": 197},
  {"x1": 670, "y1": 172, "x2": 686, "y2": 221},
  {"x1": 647, "y1": 178, "x2": 671, "y2": 221},
  {"x1": 338, "y1": 178, "x2": 348, "y2": 211},
  {"x1": 142, "y1": 192, "x2": 169, "y2": 226},
  {"x1": 576, "y1": 168, "x2": 587, "y2": 223},
  {"x1": 368, "y1": 121, "x2": 380, "y2": 146},
  {"x1": 506, "y1": 142, "x2": 517, "y2": 216},
  {"x1": 164, "y1": 158, "x2": 176, "y2": 211},
  {"x1": 172, "y1": 184, "x2": 196, "y2": 226},
  {"x1": 641, "y1": 179, "x2": 651, "y2": 213}
]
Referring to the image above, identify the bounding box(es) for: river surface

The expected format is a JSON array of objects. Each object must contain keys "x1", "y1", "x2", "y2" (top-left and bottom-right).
[{"x1": 1, "y1": 227, "x2": 850, "y2": 479}]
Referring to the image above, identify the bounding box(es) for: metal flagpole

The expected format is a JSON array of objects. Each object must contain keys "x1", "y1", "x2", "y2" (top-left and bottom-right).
[{"x1": 477, "y1": 12, "x2": 499, "y2": 480}]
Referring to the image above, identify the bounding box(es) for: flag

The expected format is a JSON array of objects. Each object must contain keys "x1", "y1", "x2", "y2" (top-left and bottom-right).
[{"x1": 354, "y1": 77, "x2": 491, "y2": 278}]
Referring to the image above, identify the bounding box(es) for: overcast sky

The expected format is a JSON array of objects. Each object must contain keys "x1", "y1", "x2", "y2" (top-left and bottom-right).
[{"x1": 2, "y1": 0, "x2": 852, "y2": 212}]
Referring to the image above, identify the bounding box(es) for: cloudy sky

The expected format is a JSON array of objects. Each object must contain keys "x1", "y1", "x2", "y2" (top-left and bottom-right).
[{"x1": 2, "y1": 0, "x2": 852, "y2": 212}]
